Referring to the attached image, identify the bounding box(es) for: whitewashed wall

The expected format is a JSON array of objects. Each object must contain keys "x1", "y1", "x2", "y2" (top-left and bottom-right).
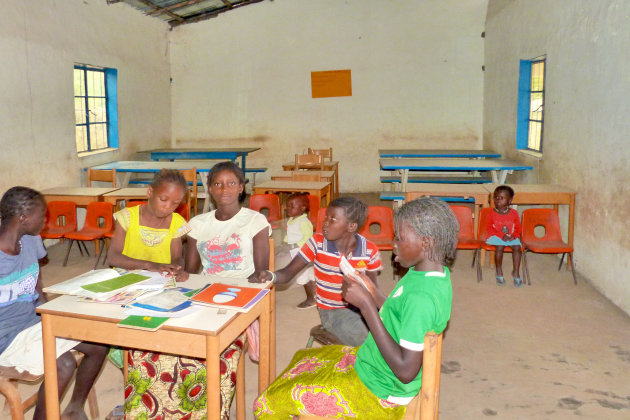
[
  {"x1": 484, "y1": 0, "x2": 630, "y2": 314},
  {"x1": 170, "y1": 0, "x2": 488, "y2": 191},
  {"x1": 0, "y1": 0, "x2": 171, "y2": 193}
]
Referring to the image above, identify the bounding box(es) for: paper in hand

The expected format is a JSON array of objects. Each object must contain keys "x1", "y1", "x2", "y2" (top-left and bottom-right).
[{"x1": 339, "y1": 256, "x2": 370, "y2": 291}]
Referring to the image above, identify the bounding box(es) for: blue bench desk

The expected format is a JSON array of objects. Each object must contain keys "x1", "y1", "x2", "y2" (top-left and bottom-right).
[
  {"x1": 137, "y1": 147, "x2": 260, "y2": 174},
  {"x1": 380, "y1": 175, "x2": 492, "y2": 185},
  {"x1": 380, "y1": 158, "x2": 533, "y2": 192},
  {"x1": 379, "y1": 149, "x2": 501, "y2": 159}
]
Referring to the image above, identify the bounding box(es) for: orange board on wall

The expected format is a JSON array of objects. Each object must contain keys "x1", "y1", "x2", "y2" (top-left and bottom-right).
[{"x1": 311, "y1": 69, "x2": 352, "y2": 98}]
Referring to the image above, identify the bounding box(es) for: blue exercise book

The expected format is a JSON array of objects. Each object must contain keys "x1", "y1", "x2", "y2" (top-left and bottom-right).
[{"x1": 126, "y1": 287, "x2": 194, "y2": 313}]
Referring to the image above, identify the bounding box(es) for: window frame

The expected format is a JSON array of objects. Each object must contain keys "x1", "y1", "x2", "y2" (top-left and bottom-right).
[
  {"x1": 74, "y1": 64, "x2": 118, "y2": 154},
  {"x1": 516, "y1": 57, "x2": 545, "y2": 153}
]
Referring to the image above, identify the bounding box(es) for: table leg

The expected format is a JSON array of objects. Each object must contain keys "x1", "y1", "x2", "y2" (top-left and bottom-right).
[
  {"x1": 270, "y1": 286, "x2": 276, "y2": 379},
  {"x1": 401, "y1": 169, "x2": 409, "y2": 193},
  {"x1": 206, "y1": 336, "x2": 221, "y2": 420},
  {"x1": 42, "y1": 315, "x2": 61, "y2": 420},
  {"x1": 258, "y1": 294, "x2": 271, "y2": 393}
]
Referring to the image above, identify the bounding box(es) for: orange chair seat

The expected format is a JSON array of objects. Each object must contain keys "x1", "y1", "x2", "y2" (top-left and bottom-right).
[
  {"x1": 481, "y1": 243, "x2": 516, "y2": 252},
  {"x1": 456, "y1": 239, "x2": 480, "y2": 250},
  {"x1": 40, "y1": 227, "x2": 74, "y2": 239},
  {"x1": 65, "y1": 229, "x2": 108, "y2": 241},
  {"x1": 523, "y1": 240, "x2": 571, "y2": 253}
]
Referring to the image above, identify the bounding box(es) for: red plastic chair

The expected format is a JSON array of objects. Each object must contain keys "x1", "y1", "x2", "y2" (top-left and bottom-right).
[
  {"x1": 521, "y1": 208, "x2": 577, "y2": 285},
  {"x1": 358, "y1": 206, "x2": 394, "y2": 251},
  {"x1": 306, "y1": 194, "x2": 320, "y2": 227},
  {"x1": 124, "y1": 200, "x2": 146, "y2": 208},
  {"x1": 450, "y1": 205, "x2": 482, "y2": 282},
  {"x1": 40, "y1": 201, "x2": 77, "y2": 240},
  {"x1": 248, "y1": 194, "x2": 282, "y2": 223},
  {"x1": 477, "y1": 207, "x2": 524, "y2": 284},
  {"x1": 63, "y1": 202, "x2": 114, "y2": 268},
  {"x1": 315, "y1": 207, "x2": 327, "y2": 234}
]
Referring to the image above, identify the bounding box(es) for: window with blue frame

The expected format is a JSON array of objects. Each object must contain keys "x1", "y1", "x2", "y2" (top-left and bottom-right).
[
  {"x1": 74, "y1": 64, "x2": 118, "y2": 153},
  {"x1": 516, "y1": 57, "x2": 545, "y2": 153}
]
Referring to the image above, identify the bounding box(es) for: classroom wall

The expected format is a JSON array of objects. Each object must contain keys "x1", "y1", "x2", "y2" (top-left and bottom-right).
[
  {"x1": 169, "y1": 0, "x2": 488, "y2": 191},
  {"x1": 484, "y1": 0, "x2": 630, "y2": 314},
  {"x1": 0, "y1": 0, "x2": 171, "y2": 192}
]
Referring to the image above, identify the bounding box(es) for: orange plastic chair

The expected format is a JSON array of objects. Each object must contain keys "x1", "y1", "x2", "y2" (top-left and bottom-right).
[
  {"x1": 315, "y1": 207, "x2": 327, "y2": 234},
  {"x1": 248, "y1": 194, "x2": 282, "y2": 223},
  {"x1": 63, "y1": 202, "x2": 114, "y2": 268},
  {"x1": 358, "y1": 206, "x2": 394, "y2": 251},
  {"x1": 477, "y1": 207, "x2": 524, "y2": 284},
  {"x1": 175, "y1": 202, "x2": 190, "y2": 221},
  {"x1": 306, "y1": 194, "x2": 320, "y2": 227},
  {"x1": 521, "y1": 208, "x2": 577, "y2": 285},
  {"x1": 39, "y1": 201, "x2": 77, "y2": 240},
  {"x1": 450, "y1": 205, "x2": 482, "y2": 282},
  {"x1": 124, "y1": 200, "x2": 146, "y2": 208}
]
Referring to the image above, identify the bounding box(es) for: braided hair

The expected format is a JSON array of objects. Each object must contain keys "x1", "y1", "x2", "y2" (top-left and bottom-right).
[
  {"x1": 150, "y1": 169, "x2": 188, "y2": 191},
  {"x1": 394, "y1": 197, "x2": 459, "y2": 268},
  {"x1": 328, "y1": 196, "x2": 368, "y2": 230},
  {"x1": 0, "y1": 186, "x2": 45, "y2": 223}
]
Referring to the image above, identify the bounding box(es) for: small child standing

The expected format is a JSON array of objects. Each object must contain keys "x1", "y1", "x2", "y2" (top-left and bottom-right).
[
  {"x1": 276, "y1": 193, "x2": 316, "y2": 309},
  {"x1": 486, "y1": 185, "x2": 523, "y2": 286}
]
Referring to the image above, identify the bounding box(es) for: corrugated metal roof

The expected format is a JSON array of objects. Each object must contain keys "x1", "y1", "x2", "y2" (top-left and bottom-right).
[{"x1": 107, "y1": 0, "x2": 264, "y2": 27}]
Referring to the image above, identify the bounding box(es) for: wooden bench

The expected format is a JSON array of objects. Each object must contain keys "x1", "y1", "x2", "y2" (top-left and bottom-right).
[{"x1": 380, "y1": 175, "x2": 492, "y2": 184}]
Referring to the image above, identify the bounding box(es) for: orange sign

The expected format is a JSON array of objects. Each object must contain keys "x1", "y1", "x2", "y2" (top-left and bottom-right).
[{"x1": 311, "y1": 69, "x2": 352, "y2": 98}]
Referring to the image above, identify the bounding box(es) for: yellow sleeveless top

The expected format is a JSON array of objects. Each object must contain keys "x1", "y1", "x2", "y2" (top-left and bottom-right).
[{"x1": 114, "y1": 205, "x2": 191, "y2": 264}]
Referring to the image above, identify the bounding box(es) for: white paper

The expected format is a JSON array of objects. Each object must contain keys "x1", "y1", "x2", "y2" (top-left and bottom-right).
[
  {"x1": 126, "y1": 270, "x2": 174, "y2": 290},
  {"x1": 43, "y1": 268, "x2": 121, "y2": 296},
  {"x1": 339, "y1": 256, "x2": 370, "y2": 290}
]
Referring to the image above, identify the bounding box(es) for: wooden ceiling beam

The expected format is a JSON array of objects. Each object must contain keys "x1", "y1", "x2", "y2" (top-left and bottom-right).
[
  {"x1": 169, "y1": 0, "x2": 263, "y2": 27},
  {"x1": 135, "y1": 0, "x2": 184, "y2": 22}
]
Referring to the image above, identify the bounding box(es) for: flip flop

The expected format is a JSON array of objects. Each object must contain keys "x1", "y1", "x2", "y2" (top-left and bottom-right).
[
  {"x1": 514, "y1": 277, "x2": 523, "y2": 287},
  {"x1": 496, "y1": 275, "x2": 505, "y2": 286}
]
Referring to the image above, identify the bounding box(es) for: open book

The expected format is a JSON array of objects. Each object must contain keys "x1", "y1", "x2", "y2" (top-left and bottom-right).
[{"x1": 190, "y1": 283, "x2": 269, "y2": 313}]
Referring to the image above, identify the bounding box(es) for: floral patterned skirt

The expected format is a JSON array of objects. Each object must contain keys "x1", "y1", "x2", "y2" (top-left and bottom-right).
[
  {"x1": 125, "y1": 333, "x2": 246, "y2": 420},
  {"x1": 253, "y1": 345, "x2": 406, "y2": 419}
]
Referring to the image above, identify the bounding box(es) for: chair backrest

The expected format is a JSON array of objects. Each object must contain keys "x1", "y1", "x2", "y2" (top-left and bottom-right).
[
  {"x1": 179, "y1": 168, "x2": 198, "y2": 215},
  {"x1": 306, "y1": 194, "x2": 320, "y2": 227},
  {"x1": 175, "y1": 202, "x2": 190, "y2": 221},
  {"x1": 295, "y1": 153, "x2": 324, "y2": 170},
  {"x1": 315, "y1": 207, "x2": 327, "y2": 234},
  {"x1": 450, "y1": 205, "x2": 475, "y2": 243},
  {"x1": 521, "y1": 208, "x2": 563, "y2": 243},
  {"x1": 358, "y1": 206, "x2": 394, "y2": 248},
  {"x1": 291, "y1": 172, "x2": 322, "y2": 182},
  {"x1": 43, "y1": 201, "x2": 77, "y2": 231},
  {"x1": 124, "y1": 200, "x2": 146, "y2": 208},
  {"x1": 476, "y1": 207, "x2": 492, "y2": 242},
  {"x1": 249, "y1": 194, "x2": 282, "y2": 222},
  {"x1": 307, "y1": 147, "x2": 333, "y2": 161},
  {"x1": 83, "y1": 202, "x2": 114, "y2": 233},
  {"x1": 87, "y1": 168, "x2": 117, "y2": 187}
]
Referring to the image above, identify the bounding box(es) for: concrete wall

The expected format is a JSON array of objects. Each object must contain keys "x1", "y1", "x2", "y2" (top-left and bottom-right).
[
  {"x1": 170, "y1": 0, "x2": 488, "y2": 191},
  {"x1": 484, "y1": 0, "x2": 630, "y2": 314},
  {"x1": 0, "y1": 0, "x2": 171, "y2": 193}
]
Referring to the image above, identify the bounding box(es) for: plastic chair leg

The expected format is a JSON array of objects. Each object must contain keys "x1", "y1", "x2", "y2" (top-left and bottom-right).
[
  {"x1": 522, "y1": 250, "x2": 531, "y2": 286},
  {"x1": 475, "y1": 250, "x2": 482, "y2": 283},
  {"x1": 63, "y1": 240, "x2": 74, "y2": 266}
]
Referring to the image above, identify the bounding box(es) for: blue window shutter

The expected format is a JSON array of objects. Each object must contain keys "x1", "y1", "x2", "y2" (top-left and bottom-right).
[
  {"x1": 515, "y1": 60, "x2": 531, "y2": 150},
  {"x1": 105, "y1": 68, "x2": 118, "y2": 148}
]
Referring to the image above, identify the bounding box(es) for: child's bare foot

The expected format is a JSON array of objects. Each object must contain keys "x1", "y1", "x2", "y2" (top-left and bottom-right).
[{"x1": 296, "y1": 299, "x2": 316, "y2": 309}]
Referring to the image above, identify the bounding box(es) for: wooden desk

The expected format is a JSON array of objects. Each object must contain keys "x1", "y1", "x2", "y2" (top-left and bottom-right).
[
  {"x1": 137, "y1": 147, "x2": 260, "y2": 173},
  {"x1": 379, "y1": 149, "x2": 501, "y2": 158},
  {"x1": 405, "y1": 184, "x2": 491, "y2": 230},
  {"x1": 37, "y1": 274, "x2": 275, "y2": 420},
  {"x1": 253, "y1": 180, "x2": 332, "y2": 208},
  {"x1": 101, "y1": 187, "x2": 149, "y2": 208},
  {"x1": 281, "y1": 161, "x2": 339, "y2": 198},
  {"x1": 380, "y1": 158, "x2": 533, "y2": 191},
  {"x1": 41, "y1": 187, "x2": 119, "y2": 206},
  {"x1": 483, "y1": 184, "x2": 577, "y2": 265},
  {"x1": 271, "y1": 171, "x2": 335, "y2": 197}
]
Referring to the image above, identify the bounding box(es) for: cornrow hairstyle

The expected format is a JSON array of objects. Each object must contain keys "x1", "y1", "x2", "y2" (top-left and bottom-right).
[
  {"x1": 494, "y1": 184, "x2": 515, "y2": 199},
  {"x1": 394, "y1": 197, "x2": 459, "y2": 268},
  {"x1": 329, "y1": 196, "x2": 368, "y2": 230},
  {"x1": 288, "y1": 193, "x2": 310, "y2": 214},
  {"x1": 207, "y1": 161, "x2": 247, "y2": 203},
  {"x1": 150, "y1": 169, "x2": 188, "y2": 191},
  {"x1": 0, "y1": 186, "x2": 45, "y2": 223}
]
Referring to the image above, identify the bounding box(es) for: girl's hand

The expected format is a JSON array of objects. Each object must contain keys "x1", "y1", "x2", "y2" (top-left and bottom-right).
[
  {"x1": 249, "y1": 270, "x2": 272, "y2": 283},
  {"x1": 147, "y1": 262, "x2": 180, "y2": 275},
  {"x1": 341, "y1": 274, "x2": 374, "y2": 310},
  {"x1": 502, "y1": 234, "x2": 513, "y2": 241},
  {"x1": 175, "y1": 269, "x2": 189, "y2": 282}
]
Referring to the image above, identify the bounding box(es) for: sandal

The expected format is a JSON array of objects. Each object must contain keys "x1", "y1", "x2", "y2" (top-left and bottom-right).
[
  {"x1": 496, "y1": 275, "x2": 505, "y2": 286},
  {"x1": 514, "y1": 277, "x2": 523, "y2": 287}
]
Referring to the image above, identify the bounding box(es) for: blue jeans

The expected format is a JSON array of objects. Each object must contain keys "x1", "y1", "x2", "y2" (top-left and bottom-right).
[{"x1": 318, "y1": 307, "x2": 369, "y2": 347}]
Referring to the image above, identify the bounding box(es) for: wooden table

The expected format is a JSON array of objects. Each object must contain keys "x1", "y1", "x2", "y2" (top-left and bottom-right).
[
  {"x1": 281, "y1": 161, "x2": 339, "y2": 198},
  {"x1": 41, "y1": 187, "x2": 119, "y2": 206},
  {"x1": 483, "y1": 184, "x2": 577, "y2": 266},
  {"x1": 37, "y1": 274, "x2": 275, "y2": 420},
  {"x1": 379, "y1": 149, "x2": 501, "y2": 158},
  {"x1": 380, "y1": 158, "x2": 533, "y2": 191},
  {"x1": 101, "y1": 187, "x2": 149, "y2": 208},
  {"x1": 405, "y1": 184, "x2": 491, "y2": 230},
  {"x1": 271, "y1": 170, "x2": 336, "y2": 197},
  {"x1": 253, "y1": 180, "x2": 332, "y2": 208},
  {"x1": 138, "y1": 147, "x2": 260, "y2": 173}
]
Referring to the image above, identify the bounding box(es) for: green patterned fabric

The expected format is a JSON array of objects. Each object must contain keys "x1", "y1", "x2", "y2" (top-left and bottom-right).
[{"x1": 254, "y1": 345, "x2": 406, "y2": 419}]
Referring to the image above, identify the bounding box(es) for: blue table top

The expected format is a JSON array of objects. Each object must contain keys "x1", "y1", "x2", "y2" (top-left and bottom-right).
[
  {"x1": 90, "y1": 160, "x2": 215, "y2": 172},
  {"x1": 379, "y1": 149, "x2": 501, "y2": 158},
  {"x1": 379, "y1": 158, "x2": 533, "y2": 171}
]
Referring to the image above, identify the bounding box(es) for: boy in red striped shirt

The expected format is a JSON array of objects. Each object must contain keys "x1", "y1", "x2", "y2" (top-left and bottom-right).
[{"x1": 252, "y1": 197, "x2": 381, "y2": 346}]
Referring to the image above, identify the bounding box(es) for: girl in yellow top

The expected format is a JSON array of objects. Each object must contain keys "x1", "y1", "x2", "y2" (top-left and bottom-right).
[{"x1": 107, "y1": 169, "x2": 190, "y2": 280}]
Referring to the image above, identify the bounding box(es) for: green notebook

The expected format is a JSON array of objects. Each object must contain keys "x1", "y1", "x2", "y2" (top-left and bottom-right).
[
  {"x1": 118, "y1": 315, "x2": 169, "y2": 331},
  {"x1": 80, "y1": 272, "x2": 150, "y2": 294}
]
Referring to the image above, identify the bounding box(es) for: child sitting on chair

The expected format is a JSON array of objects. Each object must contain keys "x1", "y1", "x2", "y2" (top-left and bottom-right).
[
  {"x1": 487, "y1": 185, "x2": 523, "y2": 286},
  {"x1": 0, "y1": 186, "x2": 108, "y2": 420},
  {"x1": 275, "y1": 193, "x2": 316, "y2": 309},
  {"x1": 253, "y1": 197, "x2": 458, "y2": 419},
  {"x1": 252, "y1": 196, "x2": 381, "y2": 347}
]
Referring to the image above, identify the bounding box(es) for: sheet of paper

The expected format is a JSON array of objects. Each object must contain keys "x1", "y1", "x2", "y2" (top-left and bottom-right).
[
  {"x1": 43, "y1": 268, "x2": 121, "y2": 296},
  {"x1": 339, "y1": 256, "x2": 370, "y2": 290}
]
